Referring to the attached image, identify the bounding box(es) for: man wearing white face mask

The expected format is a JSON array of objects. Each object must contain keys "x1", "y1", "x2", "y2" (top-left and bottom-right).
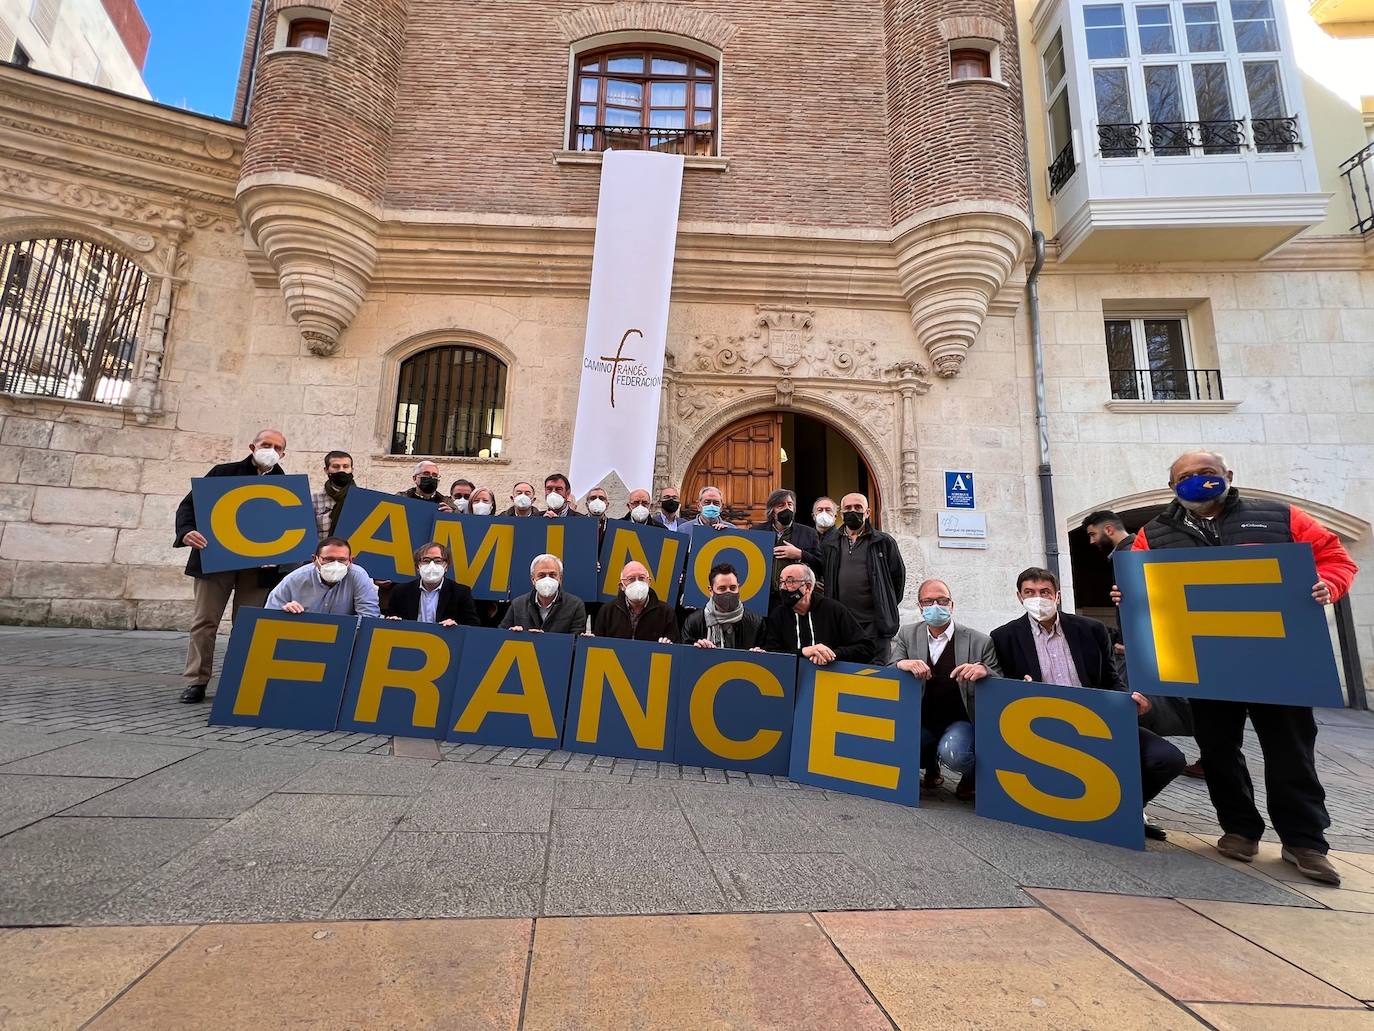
[
  {"x1": 812, "y1": 496, "x2": 838, "y2": 544},
  {"x1": 266, "y1": 538, "x2": 380, "y2": 617},
  {"x1": 502, "y1": 554, "x2": 589, "y2": 635},
  {"x1": 593, "y1": 561, "x2": 678, "y2": 642},
  {"x1": 991, "y1": 566, "x2": 1184, "y2": 841},
  {"x1": 384, "y1": 542, "x2": 479, "y2": 626},
  {"x1": 541, "y1": 473, "x2": 584, "y2": 518},
  {"x1": 449, "y1": 479, "x2": 475, "y2": 514},
  {"x1": 174, "y1": 428, "x2": 289, "y2": 704},
  {"x1": 620, "y1": 487, "x2": 653, "y2": 525},
  {"x1": 504, "y1": 481, "x2": 539, "y2": 517}
]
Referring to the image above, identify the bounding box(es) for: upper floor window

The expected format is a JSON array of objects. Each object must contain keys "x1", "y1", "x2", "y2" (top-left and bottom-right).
[
  {"x1": 392, "y1": 344, "x2": 507, "y2": 458},
  {"x1": 1230, "y1": 0, "x2": 1278, "y2": 52},
  {"x1": 1086, "y1": 5, "x2": 1129, "y2": 58},
  {"x1": 0, "y1": 237, "x2": 148, "y2": 405},
  {"x1": 571, "y1": 47, "x2": 717, "y2": 156},
  {"x1": 1104, "y1": 315, "x2": 1221, "y2": 401},
  {"x1": 287, "y1": 18, "x2": 329, "y2": 53},
  {"x1": 951, "y1": 47, "x2": 993, "y2": 80},
  {"x1": 1043, "y1": 30, "x2": 1077, "y2": 192}
]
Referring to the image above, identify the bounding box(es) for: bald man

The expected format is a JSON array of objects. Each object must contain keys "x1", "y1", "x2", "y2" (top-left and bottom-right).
[
  {"x1": 821, "y1": 492, "x2": 906, "y2": 663},
  {"x1": 1123, "y1": 450, "x2": 1358, "y2": 886},
  {"x1": 592, "y1": 560, "x2": 678, "y2": 642}
]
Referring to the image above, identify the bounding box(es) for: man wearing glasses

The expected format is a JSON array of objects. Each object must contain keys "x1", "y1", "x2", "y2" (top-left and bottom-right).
[{"x1": 758, "y1": 564, "x2": 873, "y2": 665}]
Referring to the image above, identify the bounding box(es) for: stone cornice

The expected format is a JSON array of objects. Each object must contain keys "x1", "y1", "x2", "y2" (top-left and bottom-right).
[
  {"x1": 0, "y1": 66, "x2": 243, "y2": 211},
  {"x1": 1037, "y1": 231, "x2": 1373, "y2": 273}
]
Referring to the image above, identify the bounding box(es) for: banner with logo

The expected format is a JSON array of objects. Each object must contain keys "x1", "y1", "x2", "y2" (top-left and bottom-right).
[
  {"x1": 190, "y1": 474, "x2": 316, "y2": 574},
  {"x1": 1114, "y1": 544, "x2": 1342, "y2": 706},
  {"x1": 567, "y1": 150, "x2": 685, "y2": 495}
]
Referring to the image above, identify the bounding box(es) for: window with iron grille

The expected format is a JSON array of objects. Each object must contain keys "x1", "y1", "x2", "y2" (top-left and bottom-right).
[
  {"x1": 0, "y1": 237, "x2": 148, "y2": 405},
  {"x1": 571, "y1": 47, "x2": 717, "y2": 156},
  {"x1": 391, "y1": 345, "x2": 508, "y2": 458},
  {"x1": 1103, "y1": 314, "x2": 1223, "y2": 401}
]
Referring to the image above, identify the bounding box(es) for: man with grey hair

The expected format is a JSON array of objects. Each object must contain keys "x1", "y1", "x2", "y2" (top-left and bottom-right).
[
  {"x1": 822, "y1": 492, "x2": 906, "y2": 663},
  {"x1": 890, "y1": 578, "x2": 1001, "y2": 800},
  {"x1": 397, "y1": 459, "x2": 453, "y2": 511},
  {"x1": 758, "y1": 563, "x2": 873, "y2": 665},
  {"x1": 753, "y1": 488, "x2": 823, "y2": 610},
  {"x1": 502, "y1": 553, "x2": 588, "y2": 634},
  {"x1": 1118, "y1": 449, "x2": 1359, "y2": 884},
  {"x1": 694, "y1": 484, "x2": 730, "y2": 529}
]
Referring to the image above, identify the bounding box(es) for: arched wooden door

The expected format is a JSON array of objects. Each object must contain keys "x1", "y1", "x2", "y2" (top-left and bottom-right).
[{"x1": 682, "y1": 413, "x2": 781, "y2": 527}]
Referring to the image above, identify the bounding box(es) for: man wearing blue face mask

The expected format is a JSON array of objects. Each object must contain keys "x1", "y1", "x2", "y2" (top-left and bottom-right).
[
  {"x1": 1121, "y1": 450, "x2": 1359, "y2": 885},
  {"x1": 889, "y1": 579, "x2": 1000, "y2": 801},
  {"x1": 693, "y1": 485, "x2": 730, "y2": 529}
]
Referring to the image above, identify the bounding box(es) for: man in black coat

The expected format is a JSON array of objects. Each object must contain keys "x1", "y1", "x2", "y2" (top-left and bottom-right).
[
  {"x1": 753, "y1": 488, "x2": 823, "y2": 611},
  {"x1": 593, "y1": 561, "x2": 678, "y2": 642},
  {"x1": 501, "y1": 553, "x2": 589, "y2": 635},
  {"x1": 821, "y1": 493, "x2": 906, "y2": 663},
  {"x1": 990, "y1": 566, "x2": 1185, "y2": 841},
  {"x1": 173, "y1": 428, "x2": 289, "y2": 703},
  {"x1": 758, "y1": 564, "x2": 874, "y2": 665},
  {"x1": 384, "y1": 542, "x2": 481, "y2": 626}
]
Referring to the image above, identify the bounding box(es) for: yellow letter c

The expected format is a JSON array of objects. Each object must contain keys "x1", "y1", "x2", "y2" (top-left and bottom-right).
[
  {"x1": 210, "y1": 483, "x2": 306, "y2": 558},
  {"x1": 689, "y1": 660, "x2": 784, "y2": 761}
]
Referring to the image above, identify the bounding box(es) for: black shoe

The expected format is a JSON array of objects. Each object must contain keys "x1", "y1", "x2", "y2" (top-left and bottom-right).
[
  {"x1": 1144, "y1": 821, "x2": 1168, "y2": 841},
  {"x1": 180, "y1": 683, "x2": 207, "y2": 703}
]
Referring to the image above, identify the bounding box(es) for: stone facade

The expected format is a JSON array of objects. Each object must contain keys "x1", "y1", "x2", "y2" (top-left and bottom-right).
[{"x1": 0, "y1": 0, "x2": 1371, "y2": 693}]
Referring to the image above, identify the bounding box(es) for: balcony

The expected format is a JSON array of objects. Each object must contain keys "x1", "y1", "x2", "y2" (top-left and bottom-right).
[
  {"x1": 1343, "y1": 141, "x2": 1374, "y2": 235},
  {"x1": 1109, "y1": 367, "x2": 1224, "y2": 402},
  {"x1": 1309, "y1": 0, "x2": 1374, "y2": 38},
  {"x1": 571, "y1": 125, "x2": 715, "y2": 156}
]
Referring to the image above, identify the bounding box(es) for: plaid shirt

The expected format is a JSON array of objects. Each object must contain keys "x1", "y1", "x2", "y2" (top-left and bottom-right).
[
  {"x1": 312, "y1": 487, "x2": 335, "y2": 539},
  {"x1": 1029, "y1": 614, "x2": 1082, "y2": 688}
]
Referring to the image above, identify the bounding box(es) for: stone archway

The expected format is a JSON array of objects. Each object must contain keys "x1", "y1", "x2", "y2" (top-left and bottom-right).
[{"x1": 681, "y1": 408, "x2": 883, "y2": 527}]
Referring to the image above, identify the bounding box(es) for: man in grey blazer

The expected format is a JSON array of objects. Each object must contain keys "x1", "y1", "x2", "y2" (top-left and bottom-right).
[{"x1": 888, "y1": 578, "x2": 1001, "y2": 800}]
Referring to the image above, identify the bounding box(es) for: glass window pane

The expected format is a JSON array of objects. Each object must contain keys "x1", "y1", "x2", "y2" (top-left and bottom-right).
[
  {"x1": 1244, "y1": 61, "x2": 1284, "y2": 117},
  {"x1": 1144, "y1": 320, "x2": 1189, "y2": 399},
  {"x1": 1105, "y1": 320, "x2": 1139, "y2": 399},
  {"x1": 650, "y1": 81, "x2": 687, "y2": 106},
  {"x1": 1085, "y1": 5, "x2": 1129, "y2": 58},
  {"x1": 579, "y1": 77, "x2": 598, "y2": 103},
  {"x1": 650, "y1": 109, "x2": 686, "y2": 128},
  {"x1": 1136, "y1": 5, "x2": 1175, "y2": 53},
  {"x1": 1230, "y1": 0, "x2": 1278, "y2": 50},
  {"x1": 693, "y1": 109, "x2": 713, "y2": 127},
  {"x1": 1043, "y1": 31, "x2": 1066, "y2": 92},
  {"x1": 580, "y1": 56, "x2": 600, "y2": 72},
  {"x1": 1049, "y1": 92, "x2": 1073, "y2": 152},
  {"x1": 578, "y1": 104, "x2": 597, "y2": 125},
  {"x1": 1146, "y1": 65, "x2": 1188, "y2": 154},
  {"x1": 605, "y1": 107, "x2": 642, "y2": 127},
  {"x1": 651, "y1": 55, "x2": 688, "y2": 74},
  {"x1": 1183, "y1": 3, "x2": 1223, "y2": 50},
  {"x1": 695, "y1": 82, "x2": 713, "y2": 108},
  {"x1": 606, "y1": 54, "x2": 644, "y2": 73},
  {"x1": 1094, "y1": 67, "x2": 1133, "y2": 123},
  {"x1": 694, "y1": 62, "x2": 713, "y2": 76},
  {"x1": 1192, "y1": 61, "x2": 1234, "y2": 118},
  {"x1": 606, "y1": 80, "x2": 643, "y2": 106}
]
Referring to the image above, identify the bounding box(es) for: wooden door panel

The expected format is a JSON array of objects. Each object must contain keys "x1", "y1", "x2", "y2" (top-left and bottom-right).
[{"x1": 684, "y1": 413, "x2": 781, "y2": 526}]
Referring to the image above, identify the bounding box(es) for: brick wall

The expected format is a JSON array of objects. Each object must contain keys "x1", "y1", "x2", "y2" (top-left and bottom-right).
[
  {"x1": 883, "y1": 0, "x2": 1029, "y2": 223},
  {"x1": 240, "y1": 0, "x2": 406, "y2": 203}
]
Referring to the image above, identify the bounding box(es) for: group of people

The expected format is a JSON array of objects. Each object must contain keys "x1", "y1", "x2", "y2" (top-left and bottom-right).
[{"x1": 174, "y1": 434, "x2": 1357, "y2": 887}]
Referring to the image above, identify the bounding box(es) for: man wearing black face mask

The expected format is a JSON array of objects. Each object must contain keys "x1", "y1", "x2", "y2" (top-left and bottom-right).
[
  {"x1": 821, "y1": 492, "x2": 906, "y2": 664},
  {"x1": 752, "y1": 488, "x2": 823, "y2": 610},
  {"x1": 398, "y1": 460, "x2": 453, "y2": 511},
  {"x1": 314, "y1": 450, "x2": 357, "y2": 539},
  {"x1": 759, "y1": 564, "x2": 874, "y2": 664},
  {"x1": 652, "y1": 485, "x2": 690, "y2": 534},
  {"x1": 680, "y1": 563, "x2": 764, "y2": 650}
]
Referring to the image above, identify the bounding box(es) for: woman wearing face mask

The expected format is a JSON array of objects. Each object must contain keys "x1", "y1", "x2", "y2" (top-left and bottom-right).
[
  {"x1": 680, "y1": 563, "x2": 764, "y2": 650},
  {"x1": 467, "y1": 488, "x2": 497, "y2": 517},
  {"x1": 460, "y1": 488, "x2": 508, "y2": 627},
  {"x1": 383, "y1": 542, "x2": 481, "y2": 627}
]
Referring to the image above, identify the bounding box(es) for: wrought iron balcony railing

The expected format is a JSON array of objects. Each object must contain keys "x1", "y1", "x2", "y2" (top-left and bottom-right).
[
  {"x1": 1048, "y1": 141, "x2": 1076, "y2": 195},
  {"x1": 1253, "y1": 115, "x2": 1300, "y2": 153},
  {"x1": 1097, "y1": 123, "x2": 1143, "y2": 158},
  {"x1": 1197, "y1": 118, "x2": 1246, "y2": 153},
  {"x1": 1109, "y1": 367, "x2": 1224, "y2": 402},
  {"x1": 1341, "y1": 140, "x2": 1374, "y2": 235},
  {"x1": 573, "y1": 125, "x2": 714, "y2": 156},
  {"x1": 1148, "y1": 121, "x2": 1194, "y2": 156}
]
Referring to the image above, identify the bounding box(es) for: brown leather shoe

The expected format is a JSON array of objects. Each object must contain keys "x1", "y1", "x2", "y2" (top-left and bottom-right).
[
  {"x1": 1181, "y1": 760, "x2": 1204, "y2": 779},
  {"x1": 1216, "y1": 833, "x2": 1260, "y2": 862},
  {"x1": 1281, "y1": 847, "x2": 1342, "y2": 886}
]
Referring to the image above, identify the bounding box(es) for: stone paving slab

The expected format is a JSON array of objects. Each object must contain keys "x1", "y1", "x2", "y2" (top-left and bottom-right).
[
  {"x1": 0, "y1": 925, "x2": 194, "y2": 1031},
  {"x1": 0, "y1": 737, "x2": 202, "y2": 778},
  {"x1": 817, "y1": 907, "x2": 1207, "y2": 1030},
  {"x1": 0, "y1": 773, "x2": 127, "y2": 836},
  {"x1": 0, "y1": 815, "x2": 223, "y2": 925},
  {"x1": 84, "y1": 919, "x2": 532, "y2": 1031},
  {"x1": 1033, "y1": 889, "x2": 1363, "y2": 1007},
  {"x1": 523, "y1": 913, "x2": 892, "y2": 1031},
  {"x1": 1187, "y1": 1004, "x2": 1374, "y2": 1030}
]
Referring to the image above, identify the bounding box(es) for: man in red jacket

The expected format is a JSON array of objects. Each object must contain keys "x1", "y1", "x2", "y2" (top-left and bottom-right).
[{"x1": 1128, "y1": 450, "x2": 1358, "y2": 886}]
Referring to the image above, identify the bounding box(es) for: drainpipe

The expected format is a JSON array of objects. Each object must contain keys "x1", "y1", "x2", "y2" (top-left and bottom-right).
[
  {"x1": 239, "y1": 0, "x2": 269, "y2": 124},
  {"x1": 1026, "y1": 230, "x2": 1059, "y2": 583}
]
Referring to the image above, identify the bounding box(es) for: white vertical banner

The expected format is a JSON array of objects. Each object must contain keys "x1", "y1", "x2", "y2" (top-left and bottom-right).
[{"x1": 568, "y1": 150, "x2": 685, "y2": 494}]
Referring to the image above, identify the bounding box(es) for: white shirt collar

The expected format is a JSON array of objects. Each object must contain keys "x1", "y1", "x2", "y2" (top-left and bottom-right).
[{"x1": 926, "y1": 620, "x2": 955, "y2": 641}]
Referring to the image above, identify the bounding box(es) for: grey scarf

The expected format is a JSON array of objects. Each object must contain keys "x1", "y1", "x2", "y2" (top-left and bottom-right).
[{"x1": 703, "y1": 597, "x2": 745, "y2": 648}]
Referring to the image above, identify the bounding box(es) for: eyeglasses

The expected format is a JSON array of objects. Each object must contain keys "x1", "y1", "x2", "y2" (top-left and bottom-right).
[
  {"x1": 622, "y1": 575, "x2": 651, "y2": 585},
  {"x1": 779, "y1": 578, "x2": 810, "y2": 589},
  {"x1": 919, "y1": 597, "x2": 952, "y2": 607}
]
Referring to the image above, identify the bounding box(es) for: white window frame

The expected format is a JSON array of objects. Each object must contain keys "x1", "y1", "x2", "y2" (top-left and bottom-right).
[
  {"x1": 1103, "y1": 313, "x2": 1200, "y2": 400},
  {"x1": 1043, "y1": 28, "x2": 1076, "y2": 174},
  {"x1": 1079, "y1": 0, "x2": 1296, "y2": 159}
]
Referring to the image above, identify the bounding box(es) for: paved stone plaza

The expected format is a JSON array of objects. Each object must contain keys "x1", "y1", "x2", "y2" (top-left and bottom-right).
[{"x1": 1, "y1": 626, "x2": 1373, "y2": 1028}]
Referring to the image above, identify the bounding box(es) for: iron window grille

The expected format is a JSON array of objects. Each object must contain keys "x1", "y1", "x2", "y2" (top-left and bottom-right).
[{"x1": 392, "y1": 345, "x2": 508, "y2": 458}]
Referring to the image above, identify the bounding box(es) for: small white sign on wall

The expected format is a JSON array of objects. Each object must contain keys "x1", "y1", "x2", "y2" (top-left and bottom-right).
[{"x1": 938, "y1": 512, "x2": 988, "y2": 540}]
